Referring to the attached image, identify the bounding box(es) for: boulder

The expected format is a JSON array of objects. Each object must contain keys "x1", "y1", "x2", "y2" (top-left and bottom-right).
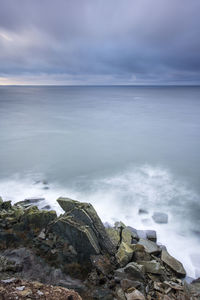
[
  {"x1": 0, "y1": 201, "x2": 12, "y2": 210},
  {"x1": 161, "y1": 250, "x2": 186, "y2": 278},
  {"x1": 57, "y1": 197, "x2": 115, "y2": 255},
  {"x1": 0, "y1": 196, "x2": 3, "y2": 204},
  {"x1": 138, "y1": 239, "x2": 161, "y2": 255},
  {"x1": 115, "y1": 262, "x2": 145, "y2": 281},
  {"x1": 137, "y1": 260, "x2": 164, "y2": 275},
  {"x1": 152, "y1": 212, "x2": 168, "y2": 224},
  {"x1": 116, "y1": 242, "x2": 134, "y2": 267},
  {"x1": 125, "y1": 289, "x2": 145, "y2": 300}
]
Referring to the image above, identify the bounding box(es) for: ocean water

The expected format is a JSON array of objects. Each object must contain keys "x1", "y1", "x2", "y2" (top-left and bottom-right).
[{"x1": 0, "y1": 85, "x2": 200, "y2": 278}]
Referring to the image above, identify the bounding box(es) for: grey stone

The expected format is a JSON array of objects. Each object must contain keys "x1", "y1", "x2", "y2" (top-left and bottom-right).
[
  {"x1": 138, "y1": 260, "x2": 164, "y2": 274},
  {"x1": 115, "y1": 262, "x2": 145, "y2": 281},
  {"x1": 57, "y1": 197, "x2": 115, "y2": 255},
  {"x1": 152, "y1": 212, "x2": 168, "y2": 224},
  {"x1": 138, "y1": 209, "x2": 148, "y2": 215},
  {"x1": 138, "y1": 238, "x2": 161, "y2": 255},
  {"x1": 161, "y1": 250, "x2": 186, "y2": 278}
]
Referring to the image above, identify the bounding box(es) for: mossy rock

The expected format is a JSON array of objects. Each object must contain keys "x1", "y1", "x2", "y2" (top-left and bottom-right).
[
  {"x1": 22, "y1": 207, "x2": 57, "y2": 229},
  {"x1": 0, "y1": 201, "x2": 12, "y2": 210},
  {"x1": 116, "y1": 242, "x2": 134, "y2": 267}
]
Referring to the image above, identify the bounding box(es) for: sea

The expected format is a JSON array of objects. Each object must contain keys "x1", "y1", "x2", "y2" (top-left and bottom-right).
[{"x1": 0, "y1": 85, "x2": 200, "y2": 278}]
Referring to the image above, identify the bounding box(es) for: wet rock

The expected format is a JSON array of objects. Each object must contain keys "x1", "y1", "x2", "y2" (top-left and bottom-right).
[
  {"x1": 138, "y1": 209, "x2": 148, "y2": 215},
  {"x1": 125, "y1": 289, "x2": 145, "y2": 300},
  {"x1": 56, "y1": 197, "x2": 115, "y2": 255},
  {"x1": 116, "y1": 242, "x2": 134, "y2": 267},
  {"x1": 138, "y1": 260, "x2": 164, "y2": 275},
  {"x1": 138, "y1": 239, "x2": 161, "y2": 255},
  {"x1": 152, "y1": 212, "x2": 168, "y2": 224},
  {"x1": 146, "y1": 230, "x2": 157, "y2": 242},
  {"x1": 161, "y1": 250, "x2": 186, "y2": 278},
  {"x1": 15, "y1": 198, "x2": 45, "y2": 208}
]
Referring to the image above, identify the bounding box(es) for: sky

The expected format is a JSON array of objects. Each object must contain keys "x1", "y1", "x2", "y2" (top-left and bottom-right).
[{"x1": 0, "y1": 0, "x2": 200, "y2": 85}]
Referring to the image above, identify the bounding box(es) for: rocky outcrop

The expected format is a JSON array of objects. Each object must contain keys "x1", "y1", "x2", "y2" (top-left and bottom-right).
[{"x1": 0, "y1": 196, "x2": 199, "y2": 299}]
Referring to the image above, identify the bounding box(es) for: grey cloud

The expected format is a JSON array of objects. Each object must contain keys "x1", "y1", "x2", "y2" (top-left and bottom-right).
[{"x1": 0, "y1": 0, "x2": 200, "y2": 84}]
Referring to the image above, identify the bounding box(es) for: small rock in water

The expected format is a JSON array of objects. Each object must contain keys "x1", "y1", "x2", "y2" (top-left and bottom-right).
[
  {"x1": 42, "y1": 186, "x2": 50, "y2": 190},
  {"x1": 138, "y1": 209, "x2": 148, "y2": 215},
  {"x1": 152, "y1": 212, "x2": 168, "y2": 224}
]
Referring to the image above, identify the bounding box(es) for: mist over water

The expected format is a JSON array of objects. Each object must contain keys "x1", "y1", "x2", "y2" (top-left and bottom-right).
[{"x1": 0, "y1": 85, "x2": 200, "y2": 277}]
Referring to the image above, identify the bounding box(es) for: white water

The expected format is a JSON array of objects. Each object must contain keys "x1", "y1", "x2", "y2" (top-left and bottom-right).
[{"x1": 0, "y1": 164, "x2": 200, "y2": 278}]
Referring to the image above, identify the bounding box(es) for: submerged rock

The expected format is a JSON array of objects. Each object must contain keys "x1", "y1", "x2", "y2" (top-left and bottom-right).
[
  {"x1": 152, "y1": 212, "x2": 168, "y2": 224},
  {"x1": 161, "y1": 249, "x2": 186, "y2": 278}
]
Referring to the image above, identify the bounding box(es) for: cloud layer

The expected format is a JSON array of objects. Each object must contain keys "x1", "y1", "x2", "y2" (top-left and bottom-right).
[{"x1": 0, "y1": 0, "x2": 200, "y2": 84}]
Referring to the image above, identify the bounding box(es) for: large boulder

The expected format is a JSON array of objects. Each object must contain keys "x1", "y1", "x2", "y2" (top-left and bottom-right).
[
  {"x1": 138, "y1": 239, "x2": 161, "y2": 255},
  {"x1": 116, "y1": 242, "x2": 134, "y2": 267},
  {"x1": 161, "y1": 250, "x2": 186, "y2": 278},
  {"x1": 56, "y1": 197, "x2": 115, "y2": 256},
  {"x1": 152, "y1": 212, "x2": 168, "y2": 224}
]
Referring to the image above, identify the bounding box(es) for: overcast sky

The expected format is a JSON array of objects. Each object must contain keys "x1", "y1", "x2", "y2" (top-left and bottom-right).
[{"x1": 0, "y1": 0, "x2": 200, "y2": 85}]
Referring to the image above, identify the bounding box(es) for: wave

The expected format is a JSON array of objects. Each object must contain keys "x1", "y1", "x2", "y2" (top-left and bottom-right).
[{"x1": 0, "y1": 165, "x2": 200, "y2": 278}]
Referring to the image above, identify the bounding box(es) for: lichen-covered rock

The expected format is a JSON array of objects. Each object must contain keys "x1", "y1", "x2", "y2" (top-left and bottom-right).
[
  {"x1": 161, "y1": 250, "x2": 186, "y2": 278},
  {"x1": 115, "y1": 262, "x2": 145, "y2": 282},
  {"x1": 116, "y1": 242, "x2": 134, "y2": 267},
  {"x1": 137, "y1": 260, "x2": 164, "y2": 275},
  {"x1": 57, "y1": 197, "x2": 115, "y2": 256}
]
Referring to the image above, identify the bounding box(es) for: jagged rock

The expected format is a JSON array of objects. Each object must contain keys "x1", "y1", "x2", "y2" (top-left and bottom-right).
[
  {"x1": 15, "y1": 198, "x2": 45, "y2": 208},
  {"x1": 0, "y1": 201, "x2": 12, "y2": 210},
  {"x1": 51, "y1": 215, "x2": 101, "y2": 261},
  {"x1": 126, "y1": 227, "x2": 139, "y2": 242},
  {"x1": 136, "y1": 229, "x2": 157, "y2": 242},
  {"x1": 115, "y1": 262, "x2": 145, "y2": 282},
  {"x1": 20, "y1": 206, "x2": 57, "y2": 229},
  {"x1": 161, "y1": 250, "x2": 186, "y2": 278},
  {"x1": 57, "y1": 197, "x2": 115, "y2": 255},
  {"x1": 152, "y1": 212, "x2": 168, "y2": 224},
  {"x1": 138, "y1": 260, "x2": 164, "y2": 275},
  {"x1": 132, "y1": 244, "x2": 151, "y2": 262},
  {"x1": 116, "y1": 242, "x2": 134, "y2": 267},
  {"x1": 90, "y1": 255, "x2": 113, "y2": 275},
  {"x1": 0, "y1": 196, "x2": 3, "y2": 204},
  {"x1": 106, "y1": 227, "x2": 120, "y2": 247},
  {"x1": 125, "y1": 289, "x2": 145, "y2": 300},
  {"x1": 138, "y1": 239, "x2": 161, "y2": 255},
  {"x1": 120, "y1": 278, "x2": 143, "y2": 291}
]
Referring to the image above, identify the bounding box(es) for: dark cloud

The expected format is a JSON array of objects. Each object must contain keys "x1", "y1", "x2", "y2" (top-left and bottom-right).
[{"x1": 0, "y1": 0, "x2": 200, "y2": 84}]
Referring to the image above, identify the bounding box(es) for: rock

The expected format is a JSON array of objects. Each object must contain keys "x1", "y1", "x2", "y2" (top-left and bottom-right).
[
  {"x1": 21, "y1": 206, "x2": 57, "y2": 229},
  {"x1": 42, "y1": 205, "x2": 51, "y2": 210},
  {"x1": 56, "y1": 197, "x2": 115, "y2": 255},
  {"x1": 115, "y1": 287, "x2": 126, "y2": 300},
  {"x1": 116, "y1": 242, "x2": 134, "y2": 267},
  {"x1": 125, "y1": 289, "x2": 145, "y2": 300},
  {"x1": 138, "y1": 239, "x2": 161, "y2": 255},
  {"x1": 126, "y1": 227, "x2": 139, "y2": 241},
  {"x1": 146, "y1": 230, "x2": 157, "y2": 242},
  {"x1": 152, "y1": 212, "x2": 168, "y2": 224},
  {"x1": 137, "y1": 229, "x2": 157, "y2": 242},
  {"x1": 132, "y1": 244, "x2": 151, "y2": 262},
  {"x1": 0, "y1": 196, "x2": 3, "y2": 204},
  {"x1": 138, "y1": 260, "x2": 164, "y2": 275},
  {"x1": 115, "y1": 262, "x2": 145, "y2": 282},
  {"x1": 138, "y1": 209, "x2": 148, "y2": 215},
  {"x1": 15, "y1": 198, "x2": 45, "y2": 208},
  {"x1": 0, "y1": 201, "x2": 12, "y2": 210},
  {"x1": 120, "y1": 279, "x2": 142, "y2": 291},
  {"x1": 161, "y1": 250, "x2": 186, "y2": 278},
  {"x1": 90, "y1": 255, "x2": 113, "y2": 275}
]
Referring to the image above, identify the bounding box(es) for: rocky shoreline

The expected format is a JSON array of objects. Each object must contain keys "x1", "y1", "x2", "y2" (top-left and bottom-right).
[{"x1": 0, "y1": 196, "x2": 200, "y2": 299}]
